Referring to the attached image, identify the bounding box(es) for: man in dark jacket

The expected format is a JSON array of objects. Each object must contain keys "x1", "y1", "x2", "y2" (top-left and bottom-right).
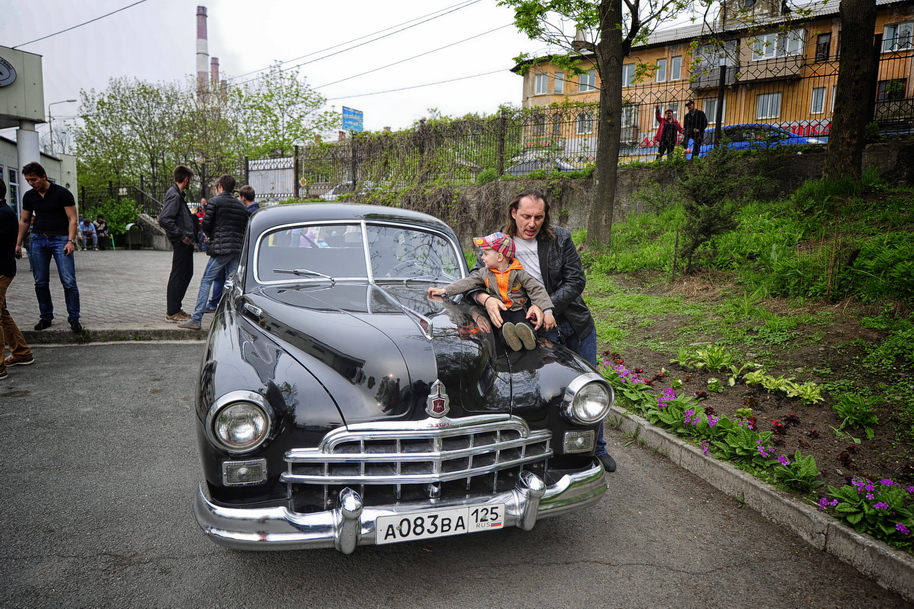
[
  {"x1": 158, "y1": 165, "x2": 196, "y2": 322},
  {"x1": 682, "y1": 99, "x2": 708, "y2": 160},
  {"x1": 178, "y1": 174, "x2": 248, "y2": 330},
  {"x1": 472, "y1": 188, "x2": 616, "y2": 472}
]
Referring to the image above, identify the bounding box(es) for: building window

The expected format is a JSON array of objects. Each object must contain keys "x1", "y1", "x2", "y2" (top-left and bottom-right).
[
  {"x1": 671, "y1": 56, "x2": 682, "y2": 81},
  {"x1": 620, "y1": 104, "x2": 640, "y2": 144},
  {"x1": 576, "y1": 112, "x2": 594, "y2": 134},
  {"x1": 884, "y1": 22, "x2": 914, "y2": 52},
  {"x1": 554, "y1": 72, "x2": 564, "y2": 94},
  {"x1": 810, "y1": 87, "x2": 826, "y2": 114},
  {"x1": 704, "y1": 99, "x2": 725, "y2": 125},
  {"x1": 533, "y1": 115, "x2": 546, "y2": 136},
  {"x1": 552, "y1": 113, "x2": 563, "y2": 136},
  {"x1": 815, "y1": 33, "x2": 832, "y2": 61},
  {"x1": 757, "y1": 92, "x2": 782, "y2": 119},
  {"x1": 656, "y1": 58, "x2": 667, "y2": 83},
  {"x1": 622, "y1": 64, "x2": 635, "y2": 87},
  {"x1": 534, "y1": 73, "x2": 548, "y2": 95},
  {"x1": 579, "y1": 70, "x2": 596, "y2": 93},
  {"x1": 753, "y1": 29, "x2": 805, "y2": 60},
  {"x1": 877, "y1": 78, "x2": 907, "y2": 101}
]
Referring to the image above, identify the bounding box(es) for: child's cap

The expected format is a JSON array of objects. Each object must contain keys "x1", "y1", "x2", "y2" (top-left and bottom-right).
[{"x1": 473, "y1": 231, "x2": 515, "y2": 258}]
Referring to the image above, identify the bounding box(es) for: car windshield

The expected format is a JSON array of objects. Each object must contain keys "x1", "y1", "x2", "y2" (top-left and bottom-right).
[{"x1": 255, "y1": 222, "x2": 463, "y2": 284}]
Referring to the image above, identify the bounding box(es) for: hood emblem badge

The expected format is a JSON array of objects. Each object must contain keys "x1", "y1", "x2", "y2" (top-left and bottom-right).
[{"x1": 425, "y1": 380, "x2": 450, "y2": 418}]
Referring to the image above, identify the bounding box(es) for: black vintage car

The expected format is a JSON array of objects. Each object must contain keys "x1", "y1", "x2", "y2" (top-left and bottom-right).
[{"x1": 193, "y1": 203, "x2": 613, "y2": 552}]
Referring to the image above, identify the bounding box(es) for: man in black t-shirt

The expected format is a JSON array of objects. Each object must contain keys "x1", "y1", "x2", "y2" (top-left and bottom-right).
[
  {"x1": 1, "y1": 177, "x2": 35, "y2": 378},
  {"x1": 14, "y1": 162, "x2": 83, "y2": 333}
]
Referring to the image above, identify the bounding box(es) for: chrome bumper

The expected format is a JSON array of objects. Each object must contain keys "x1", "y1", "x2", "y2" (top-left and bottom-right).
[{"x1": 193, "y1": 460, "x2": 607, "y2": 552}]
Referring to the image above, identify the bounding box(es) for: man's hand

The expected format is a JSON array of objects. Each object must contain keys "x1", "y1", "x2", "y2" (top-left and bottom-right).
[
  {"x1": 427, "y1": 287, "x2": 446, "y2": 297},
  {"x1": 526, "y1": 305, "x2": 545, "y2": 329},
  {"x1": 182, "y1": 235, "x2": 192, "y2": 245},
  {"x1": 542, "y1": 310, "x2": 557, "y2": 331},
  {"x1": 64, "y1": 240, "x2": 76, "y2": 256}
]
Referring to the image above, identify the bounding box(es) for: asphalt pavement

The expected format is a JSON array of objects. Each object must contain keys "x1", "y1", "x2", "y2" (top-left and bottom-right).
[{"x1": 3, "y1": 248, "x2": 913, "y2": 603}]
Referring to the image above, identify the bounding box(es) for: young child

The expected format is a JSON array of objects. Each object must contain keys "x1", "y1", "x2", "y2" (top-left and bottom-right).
[{"x1": 428, "y1": 232, "x2": 555, "y2": 351}]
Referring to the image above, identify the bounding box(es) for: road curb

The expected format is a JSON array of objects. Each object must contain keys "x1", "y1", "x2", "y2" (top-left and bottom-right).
[
  {"x1": 23, "y1": 327, "x2": 208, "y2": 345},
  {"x1": 609, "y1": 405, "x2": 914, "y2": 603}
]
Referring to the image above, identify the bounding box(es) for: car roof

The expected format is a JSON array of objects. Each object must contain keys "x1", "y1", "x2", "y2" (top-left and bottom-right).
[{"x1": 248, "y1": 202, "x2": 456, "y2": 236}]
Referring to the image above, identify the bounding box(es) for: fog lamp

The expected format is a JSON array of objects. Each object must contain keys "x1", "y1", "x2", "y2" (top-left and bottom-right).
[
  {"x1": 223, "y1": 459, "x2": 267, "y2": 486},
  {"x1": 563, "y1": 430, "x2": 595, "y2": 454}
]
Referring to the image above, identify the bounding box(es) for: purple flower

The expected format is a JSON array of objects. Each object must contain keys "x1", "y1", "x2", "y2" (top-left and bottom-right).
[
  {"x1": 873, "y1": 502, "x2": 889, "y2": 510},
  {"x1": 879, "y1": 479, "x2": 895, "y2": 486},
  {"x1": 700, "y1": 440, "x2": 709, "y2": 456},
  {"x1": 897, "y1": 523, "x2": 911, "y2": 535},
  {"x1": 683, "y1": 409, "x2": 695, "y2": 425},
  {"x1": 866, "y1": 493, "x2": 875, "y2": 500},
  {"x1": 707, "y1": 415, "x2": 719, "y2": 428},
  {"x1": 906, "y1": 486, "x2": 914, "y2": 493},
  {"x1": 818, "y1": 497, "x2": 838, "y2": 510},
  {"x1": 778, "y1": 456, "x2": 791, "y2": 466}
]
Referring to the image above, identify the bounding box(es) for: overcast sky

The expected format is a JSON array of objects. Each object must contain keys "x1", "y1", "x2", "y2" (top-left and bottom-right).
[{"x1": 2, "y1": 0, "x2": 558, "y2": 140}]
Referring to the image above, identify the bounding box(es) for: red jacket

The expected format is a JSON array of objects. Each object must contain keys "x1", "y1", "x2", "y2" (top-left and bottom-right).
[{"x1": 654, "y1": 107, "x2": 683, "y2": 142}]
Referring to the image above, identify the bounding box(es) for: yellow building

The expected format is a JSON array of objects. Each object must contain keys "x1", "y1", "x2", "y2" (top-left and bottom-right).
[{"x1": 512, "y1": 0, "x2": 914, "y2": 158}]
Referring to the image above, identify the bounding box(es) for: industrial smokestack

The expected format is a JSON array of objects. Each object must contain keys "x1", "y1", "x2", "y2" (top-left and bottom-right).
[
  {"x1": 210, "y1": 57, "x2": 219, "y2": 84},
  {"x1": 196, "y1": 6, "x2": 209, "y2": 88}
]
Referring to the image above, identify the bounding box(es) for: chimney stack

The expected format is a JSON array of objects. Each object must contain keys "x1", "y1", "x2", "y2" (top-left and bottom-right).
[
  {"x1": 210, "y1": 57, "x2": 219, "y2": 84},
  {"x1": 196, "y1": 6, "x2": 209, "y2": 88}
]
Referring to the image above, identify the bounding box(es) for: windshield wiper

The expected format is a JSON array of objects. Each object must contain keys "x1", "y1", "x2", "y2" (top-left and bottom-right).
[{"x1": 273, "y1": 268, "x2": 335, "y2": 284}]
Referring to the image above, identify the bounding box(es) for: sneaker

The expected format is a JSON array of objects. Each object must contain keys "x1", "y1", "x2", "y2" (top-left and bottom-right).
[
  {"x1": 4, "y1": 355, "x2": 34, "y2": 367},
  {"x1": 514, "y1": 323, "x2": 537, "y2": 350},
  {"x1": 34, "y1": 319, "x2": 52, "y2": 331},
  {"x1": 204, "y1": 305, "x2": 217, "y2": 314},
  {"x1": 0, "y1": 369, "x2": 7, "y2": 380},
  {"x1": 70, "y1": 319, "x2": 84, "y2": 333},
  {"x1": 166, "y1": 311, "x2": 190, "y2": 323},
  {"x1": 501, "y1": 322, "x2": 522, "y2": 351},
  {"x1": 177, "y1": 319, "x2": 202, "y2": 330}
]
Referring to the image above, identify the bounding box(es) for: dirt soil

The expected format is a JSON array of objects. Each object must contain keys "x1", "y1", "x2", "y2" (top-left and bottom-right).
[{"x1": 598, "y1": 272, "x2": 914, "y2": 493}]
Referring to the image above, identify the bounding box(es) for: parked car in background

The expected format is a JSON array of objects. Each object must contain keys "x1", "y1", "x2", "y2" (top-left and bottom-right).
[
  {"x1": 693, "y1": 123, "x2": 828, "y2": 157},
  {"x1": 192, "y1": 203, "x2": 614, "y2": 552},
  {"x1": 505, "y1": 158, "x2": 577, "y2": 176},
  {"x1": 319, "y1": 181, "x2": 376, "y2": 201}
]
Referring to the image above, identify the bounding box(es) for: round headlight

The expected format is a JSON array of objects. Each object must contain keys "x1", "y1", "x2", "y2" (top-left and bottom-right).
[
  {"x1": 563, "y1": 374, "x2": 613, "y2": 425},
  {"x1": 206, "y1": 391, "x2": 273, "y2": 453}
]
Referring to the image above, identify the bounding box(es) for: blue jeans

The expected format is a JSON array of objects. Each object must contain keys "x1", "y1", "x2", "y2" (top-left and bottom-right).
[
  {"x1": 543, "y1": 321, "x2": 605, "y2": 454},
  {"x1": 29, "y1": 234, "x2": 80, "y2": 322},
  {"x1": 191, "y1": 253, "x2": 239, "y2": 322},
  {"x1": 206, "y1": 266, "x2": 228, "y2": 309}
]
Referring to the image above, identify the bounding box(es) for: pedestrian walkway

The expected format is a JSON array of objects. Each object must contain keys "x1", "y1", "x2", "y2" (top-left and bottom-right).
[{"x1": 7, "y1": 249, "x2": 214, "y2": 342}]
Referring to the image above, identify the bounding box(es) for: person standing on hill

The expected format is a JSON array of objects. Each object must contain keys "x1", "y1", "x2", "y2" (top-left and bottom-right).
[
  {"x1": 682, "y1": 99, "x2": 708, "y2": 160},
  {"x1": 654, "y1": 106, "x2": 683, "y2": 160}
]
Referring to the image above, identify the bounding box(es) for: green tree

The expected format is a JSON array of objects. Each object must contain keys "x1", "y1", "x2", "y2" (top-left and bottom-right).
[
  {"x1": 233, "y1": 63, "x2": 339, "y2": 159},
  {"x1": 498, "y1": 0, "x2": 690, "y2": 249}
]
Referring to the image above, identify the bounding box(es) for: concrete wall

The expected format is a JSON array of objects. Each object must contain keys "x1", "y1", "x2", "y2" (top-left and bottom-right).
[{"x1": 442, "y1": 139, "x2": 914, "y2": 246}]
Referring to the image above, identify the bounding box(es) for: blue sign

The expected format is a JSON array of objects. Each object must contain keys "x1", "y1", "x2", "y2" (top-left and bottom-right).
[{"x1": 342, "y1": 106, "x2": 363, "y2": 133}]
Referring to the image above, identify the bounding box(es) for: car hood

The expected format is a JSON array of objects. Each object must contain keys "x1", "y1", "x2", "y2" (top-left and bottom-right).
[{"x1": 241, "y1": 282, "x2": 516, "y2": 426}]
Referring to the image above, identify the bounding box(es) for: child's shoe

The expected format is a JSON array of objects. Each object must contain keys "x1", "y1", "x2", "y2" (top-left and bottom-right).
[
  {"x1": 515, "y1": 323, "x2": 537, "y2": 350},
  {"x1": 501, "y1": 322, "x2": 523, "y2": 351}
]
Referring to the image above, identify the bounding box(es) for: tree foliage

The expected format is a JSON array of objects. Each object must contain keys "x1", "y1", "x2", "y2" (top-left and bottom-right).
[{"x1": 72, "y1": 67, "x2": 339, "y2": 199}]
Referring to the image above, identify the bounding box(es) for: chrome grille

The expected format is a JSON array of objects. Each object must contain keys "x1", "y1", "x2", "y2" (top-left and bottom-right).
[{"x1": 282, "y1": 414, "x2": 552, "y2": 510}]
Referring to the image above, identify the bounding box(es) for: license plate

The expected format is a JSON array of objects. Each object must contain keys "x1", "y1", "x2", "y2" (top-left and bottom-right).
[{"x1": 376, "y1": 504, "x2": 505, "y2": 545}]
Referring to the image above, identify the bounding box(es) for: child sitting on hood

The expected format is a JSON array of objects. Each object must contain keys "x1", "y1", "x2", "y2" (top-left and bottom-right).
[{"x1": 428, "y1": 232, "x2": 555, "y2": 351}]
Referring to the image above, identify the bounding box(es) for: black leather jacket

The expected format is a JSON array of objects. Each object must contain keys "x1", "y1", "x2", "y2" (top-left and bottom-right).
[
  {"x1": 158, "y1": 183, "x2": 196, "y2": 243},
  {"x1": 202, "y1": 192, "x2": 249, "y2": 256},
  {"x1": 532, "y1": 226, "x2": 595, "y2": 341},
  {"x1": 472, "y1": 226, "x2": 595, "y2": 342}
]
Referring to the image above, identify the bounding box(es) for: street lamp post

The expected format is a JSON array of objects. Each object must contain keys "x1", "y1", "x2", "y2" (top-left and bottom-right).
[{"x1": 48, "y1": 99, "x2": 76, "y2": 156}]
